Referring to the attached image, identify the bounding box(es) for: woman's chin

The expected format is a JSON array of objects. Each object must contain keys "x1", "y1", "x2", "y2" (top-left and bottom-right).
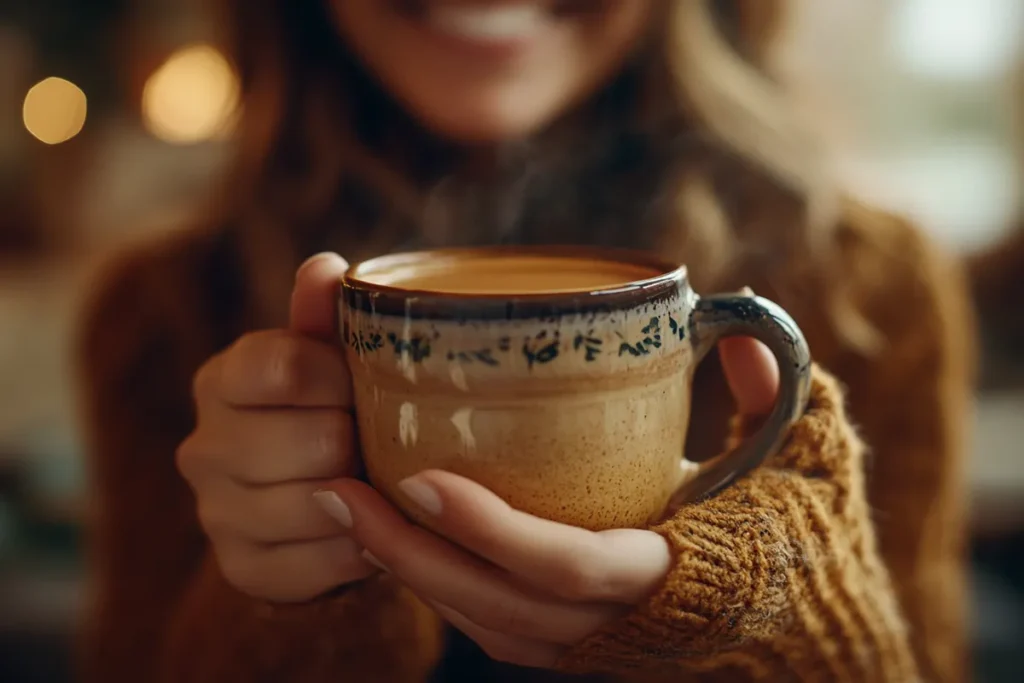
[{"x1": 410, "y1": 102, "x2": 556, "y2": 145}]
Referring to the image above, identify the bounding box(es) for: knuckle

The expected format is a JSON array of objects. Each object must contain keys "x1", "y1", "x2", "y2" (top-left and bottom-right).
[
  {"x1": 191, "y1": 356, "x2": 221, "y2": 403},
  {"x1": 215, "y1": 546, "x2": 263, "y2": 596},
  {"x1": 195, "y1": 498, "x2": 231, "y2": 539},
  {"x1": 310, "y1": 413, "x2": 355, "y2": 474},
  {"x1": 174, "y1": 435, "x2": 205, "y2": 483},
  {"x1": 200, "y1": 487, "x2": 288, "y2": 545},
  {"x1": 261, "y1": 336, "x2": 307, "y2": 403},
  {"x1": 222, "y1": 331, "x2": 304, "y2": 404}
]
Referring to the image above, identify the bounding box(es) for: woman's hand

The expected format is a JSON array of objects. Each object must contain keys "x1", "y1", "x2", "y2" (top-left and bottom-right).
[
  {"x1": 177, "y1": 253, "x2": 376, "y2": 603},
  {"x1": 314, "y1": 335, "x2": 780, "y2": 668}
]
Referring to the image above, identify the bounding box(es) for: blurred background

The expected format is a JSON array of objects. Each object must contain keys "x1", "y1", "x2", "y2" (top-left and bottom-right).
[{"x1": 0, "y1": 0, "x2": 1022, "y2": 681}]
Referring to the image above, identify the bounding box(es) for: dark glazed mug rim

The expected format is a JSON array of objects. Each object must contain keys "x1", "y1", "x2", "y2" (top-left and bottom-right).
[{"x1": 341, "y1": 245, "x2": 689, "y2": 321}]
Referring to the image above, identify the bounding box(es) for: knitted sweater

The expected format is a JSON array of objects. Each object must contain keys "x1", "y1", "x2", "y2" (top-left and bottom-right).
[{"x1": 76, "y1": 204, "x2": 973, "y2": 683}]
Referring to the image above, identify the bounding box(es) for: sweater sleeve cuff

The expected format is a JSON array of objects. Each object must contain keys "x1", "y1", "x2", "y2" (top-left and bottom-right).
[
  {"x1": 558, "y1": 365, "x2": 919, "y2": 681},
  {"x1": 558, "y1": 495, "x2": 797, "y2": 677}
]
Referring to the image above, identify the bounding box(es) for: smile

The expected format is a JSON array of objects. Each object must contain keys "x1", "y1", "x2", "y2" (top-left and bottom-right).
[{"x1": 395, "y1": 1, "x2": 596, "y2": 46}]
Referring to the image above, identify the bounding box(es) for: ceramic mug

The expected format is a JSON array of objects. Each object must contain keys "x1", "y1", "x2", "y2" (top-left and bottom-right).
[{"x1": 340, "y1": 246, "x2": 811, "y2": 531}]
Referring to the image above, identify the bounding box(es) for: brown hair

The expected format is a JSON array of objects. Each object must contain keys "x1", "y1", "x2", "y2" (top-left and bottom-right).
[{"x1": 212, "y1": 0, "x2": 850, "y2": 334}]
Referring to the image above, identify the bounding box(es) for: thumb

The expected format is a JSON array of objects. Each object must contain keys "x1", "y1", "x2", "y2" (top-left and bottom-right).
[
  {"x1": 718, "y1": 337, "x2": 779, "y2": 417},
  {"x1": 289, "y1": 253, "x2": 350, "y2": 340}
]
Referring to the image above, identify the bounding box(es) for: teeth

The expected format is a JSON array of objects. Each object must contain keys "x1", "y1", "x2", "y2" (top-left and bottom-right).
[{"x1": 429, "y1": 5, "x2": 547, "y2": 41}]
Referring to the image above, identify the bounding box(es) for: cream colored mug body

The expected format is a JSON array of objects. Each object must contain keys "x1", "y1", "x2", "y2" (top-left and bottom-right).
[{"x1": 341, "y1": 247, "x2": 811, "y2": 531}]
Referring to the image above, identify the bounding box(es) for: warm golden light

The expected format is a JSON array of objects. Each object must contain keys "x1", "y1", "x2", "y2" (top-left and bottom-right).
[
  {"x1": 142, "y1": 44, "x2": 240, "y2": 144},
  {"x1": 23, "y1": 77, "x2": 88, "y2": 145}
]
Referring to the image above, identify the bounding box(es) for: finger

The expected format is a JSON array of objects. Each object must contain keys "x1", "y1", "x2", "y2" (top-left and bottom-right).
[
  {"x1": 427, "y1": 600, "x2": 564, "y2": 669},
  {"x1": 290, "y1": 253, "x2": 349, "y2": 341},
  {"x1": 197, "y1": 479, "x2": 355, "y2": 544},
  {"x1": 214, "y1": 330, "x2": 353, "y2": 408},
  {"x1": 324, "y1": 481, "x2": 618, "y2": 645},
  {"x1": 179, "y1": 408, "x2": 358, "y2": 485},
  {"x1": 719, "y1": 336, "x2": 779, "y2": 417},
  {"x1": 396, "y1": 471, "x2": 671, "y2": 604},
  {"x1": 214, "y1": 536, "x2": 376, "y2": 603}
]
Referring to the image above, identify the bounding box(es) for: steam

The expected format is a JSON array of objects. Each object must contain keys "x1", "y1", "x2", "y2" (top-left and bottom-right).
[
  {"x1": 318, "y1": 63, "x2": 738, "y2": 262},
  {"x1": 405, "y1": 124, "x2": 710, "y2": 255}
]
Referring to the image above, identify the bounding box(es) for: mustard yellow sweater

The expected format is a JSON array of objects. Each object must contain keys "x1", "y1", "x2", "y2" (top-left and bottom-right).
[{"x1": 76, "y1": 204, "x2": 974, "y2": 682}]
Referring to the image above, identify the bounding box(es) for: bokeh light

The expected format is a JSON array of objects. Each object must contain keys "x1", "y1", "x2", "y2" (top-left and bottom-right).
[
  {"x1": 893, "y1": 0, "x2": 1024, "y2": 81},
  {"x1": 141, "y1": 44, "x2": 240, "y2": 144},
  {"x1": 22, "y1": 77, "x2": 88, "y2": 145}
]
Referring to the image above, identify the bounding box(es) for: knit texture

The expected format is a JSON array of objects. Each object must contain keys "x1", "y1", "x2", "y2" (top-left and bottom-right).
[
  {"x1": 558, "y1": 367, "x2": 918, "y2": 682},
  {"x1": 76, "y1": 203, "x2": 973, "y2": 683}
]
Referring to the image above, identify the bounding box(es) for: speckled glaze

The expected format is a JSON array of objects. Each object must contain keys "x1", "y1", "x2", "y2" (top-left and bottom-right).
[{"x1": 341, "y1": 247, "x2": 811, "y2": 531}]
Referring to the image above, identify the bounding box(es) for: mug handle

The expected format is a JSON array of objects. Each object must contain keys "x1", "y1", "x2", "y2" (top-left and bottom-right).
[{"x1": 669, "y1": 292, "x2": 813, "y2": 505}]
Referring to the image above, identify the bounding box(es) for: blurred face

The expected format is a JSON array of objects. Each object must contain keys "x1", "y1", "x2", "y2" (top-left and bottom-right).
[{"x1": 331, "y1": 0, "x2": 655, "y2": 143}]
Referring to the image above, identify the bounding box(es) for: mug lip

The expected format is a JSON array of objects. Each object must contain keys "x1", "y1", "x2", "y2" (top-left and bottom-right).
[{"x1": 341, "y1": 245, "x2": 689, "y2": 321}]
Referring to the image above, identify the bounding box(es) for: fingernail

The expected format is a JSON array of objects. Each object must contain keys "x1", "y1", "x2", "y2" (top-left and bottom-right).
[
  {"x1": 398, "y1": 476, "x2": 443, "y2": 516},
  {"x1": 296, "y1": 252, "x2": 343, "y2": 280},
  {"x1": 312, "y1": 490, "x2": 352, "y2": 528},
  {"x1": 362, "y1": 550, "x2": 388, "y2": 572},
  {"x1": 739, "y1": 286, "x2": 755, "y2": 297}
]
